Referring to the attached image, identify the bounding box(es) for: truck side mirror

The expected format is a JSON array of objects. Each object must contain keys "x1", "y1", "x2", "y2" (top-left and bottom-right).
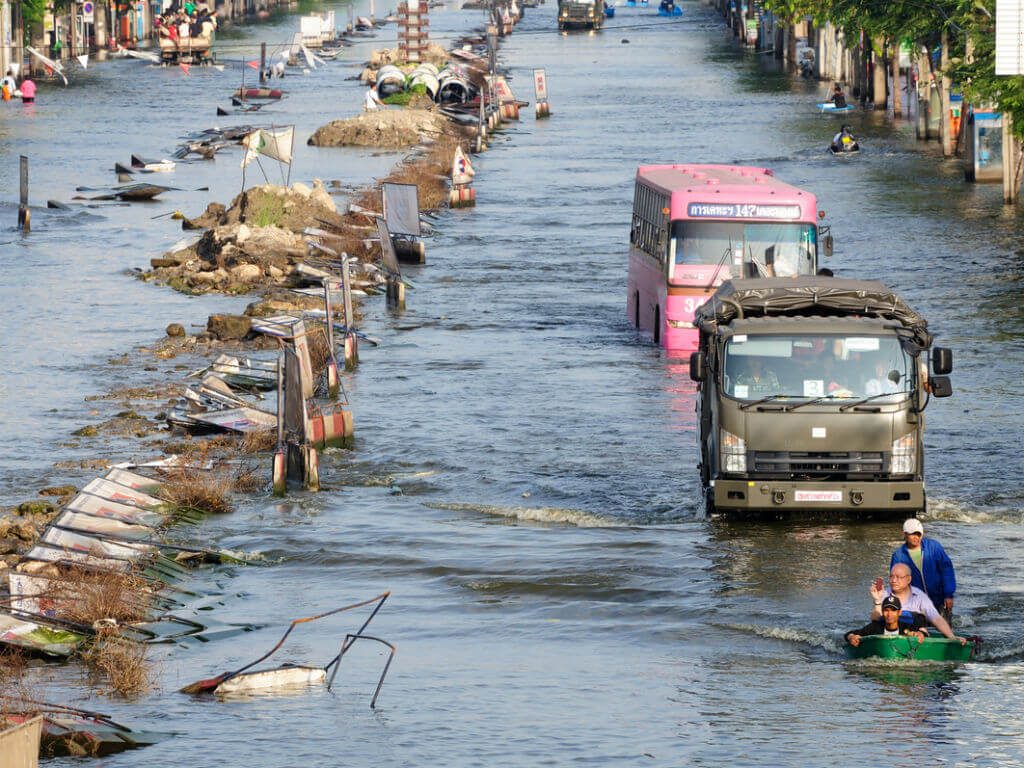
[
  {"x1": 689, "y1": 351, "x2": 705, "y2": 382},
  {"x1": 932, "y1": 347, "x2": 953, "y2": 375},
  {"x1": 930, "y1": 375, "x2": 953, "y2": 398},
  {"x1": 823, "y1": 233, "x2": 834, "y2": 258}
]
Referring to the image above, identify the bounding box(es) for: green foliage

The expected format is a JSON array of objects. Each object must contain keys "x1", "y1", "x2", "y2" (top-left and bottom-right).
[
  {"x1": 21, "y1": 0, "x2": 48, "y2": 27},
  {"x1": 779, "y1": 0, "x2": 1024, "y2": 136},
  {"x1": 382, "y1": 91, "x2": 413, "y2": 105}
]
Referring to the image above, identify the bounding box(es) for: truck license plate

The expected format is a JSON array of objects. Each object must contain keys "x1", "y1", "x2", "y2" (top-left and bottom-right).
[{"x1": 794, "y1": 490, "x2": 843, "y2": 503}]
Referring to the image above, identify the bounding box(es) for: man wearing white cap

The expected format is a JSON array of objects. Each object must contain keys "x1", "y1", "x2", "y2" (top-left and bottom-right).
[{"x1": 890, "y1": 518, "x2": 956, "y2": 620}]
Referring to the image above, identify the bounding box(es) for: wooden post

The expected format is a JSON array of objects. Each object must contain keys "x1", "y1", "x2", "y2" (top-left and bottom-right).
[
  {"x1": 260, "y1": 42, "x2": 266, "y2": 83},
  {"x1": 341, "y1": 257, "x2": 358, "y2": 371},
  {"x1": 1003, "y1": 113, "x2": 1017, "y2": 203},
  {"x1": 272, "y1": 352, "x2": 286, "y2": 496},
  {"x1": 18, "y1": 155, "x2": 29, "y2": 233},
  {"x1": 322, "y1": 279, "x2": 340, "y2": 399},
  {"x1": 940, "y1": 31, "x2": 952, "y2": 157}
]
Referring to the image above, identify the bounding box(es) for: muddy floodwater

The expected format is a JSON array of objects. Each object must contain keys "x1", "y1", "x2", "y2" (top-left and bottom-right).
[{"x1": 2, "y1": 1, "x2": 1024, "y2": 765}]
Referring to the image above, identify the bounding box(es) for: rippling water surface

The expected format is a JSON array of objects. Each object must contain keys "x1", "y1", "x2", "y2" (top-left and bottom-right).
[{"x1": 2, "y1": 1, "x2": 1024, "y2": 765}]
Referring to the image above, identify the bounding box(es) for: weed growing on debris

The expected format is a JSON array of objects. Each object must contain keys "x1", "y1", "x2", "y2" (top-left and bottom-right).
[
  {"x1": 80, "y1": 627, "x2": 150, "y2": 698},
  {"x1": 161, "y1": 469, "x2": 234, "y2": 515},
  {"x1": 56, "y1": 567, "x2": 155, "y2": 626},
  {"x1": 241, "y1": 429, "x2": 277, "y2": 454},
  {"x1": 384, "y1": 133, "x2": 462, "y2": 211},
  {"x1": 0, "y1": 648, "x2": 34, "y2": 714}
]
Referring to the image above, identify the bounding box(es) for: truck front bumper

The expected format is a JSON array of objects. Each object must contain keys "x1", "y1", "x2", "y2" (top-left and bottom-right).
[{"x1": 712, "y1": 479, "x2": 924, "y2": 514}]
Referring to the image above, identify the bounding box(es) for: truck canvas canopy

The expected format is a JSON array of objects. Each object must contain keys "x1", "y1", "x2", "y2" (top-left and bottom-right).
[{"x1": 693, "y1": 277, "x2": 932, "y2": 348}]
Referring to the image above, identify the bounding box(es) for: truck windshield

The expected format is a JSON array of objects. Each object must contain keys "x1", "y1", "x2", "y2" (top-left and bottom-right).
[
  {"x1": 723, "y1": 335, "x2": 914, "y2": 401},
  {"x1": 672, "y1": 221, "x2": 816, "y2": 277}
]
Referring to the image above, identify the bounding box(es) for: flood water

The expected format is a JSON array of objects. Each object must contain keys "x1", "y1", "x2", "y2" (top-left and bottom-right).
[{"x1": 2, "y1": 1, "x2": 1024, "y2": 765}]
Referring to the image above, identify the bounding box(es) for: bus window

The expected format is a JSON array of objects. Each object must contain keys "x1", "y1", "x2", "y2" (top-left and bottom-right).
[{"x1": 672, "y1": 221, "x2": 817, "y2": 277}]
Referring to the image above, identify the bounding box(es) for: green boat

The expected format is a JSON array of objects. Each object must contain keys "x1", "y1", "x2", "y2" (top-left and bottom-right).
[{"x1": 847, "y1": 635, "x2": 975, "y2": 662}]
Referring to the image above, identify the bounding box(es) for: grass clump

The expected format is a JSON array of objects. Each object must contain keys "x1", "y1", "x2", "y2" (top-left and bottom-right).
[
  {"x1": 80, "y1": 627, "x2": 150, "y2": 698},
  {"x1": 244, "y1": 195, "x2": 286, "y2": 228}
]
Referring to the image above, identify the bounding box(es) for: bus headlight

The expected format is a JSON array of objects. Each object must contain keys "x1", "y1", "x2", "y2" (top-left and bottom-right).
[
  {"x1": 667, "y1": 319, "x2": 693, "y2": 329},
  {"x1": 891, "y1": 433, "x2": 916, "y2": 475},
  {"x1": 720, "y1": 429, "x2": 746, "y2": 473}
]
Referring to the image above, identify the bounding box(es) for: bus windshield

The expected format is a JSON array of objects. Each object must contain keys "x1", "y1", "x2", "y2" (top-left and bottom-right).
[
  {"x1": 723, "y1": 334, "x2": 914, "y2": 401},
  {"x1": 672, "y1": 221, "x2": 816, "y2": 279}
]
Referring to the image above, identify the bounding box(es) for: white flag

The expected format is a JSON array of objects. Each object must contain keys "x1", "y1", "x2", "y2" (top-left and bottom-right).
[
  {"x1": 240, "y1": 126, "x2": 295, "y2": 168},
  {"x1": 451, "y1": 145, "x2": 475, "y2": 186}
]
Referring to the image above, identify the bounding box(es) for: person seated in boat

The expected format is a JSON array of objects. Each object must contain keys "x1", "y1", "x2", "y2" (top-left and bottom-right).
[
  {"x1": 831, "y1": 125, "x2": 857, "y2": 151},
  {"x1": 870, "y1": 564, "x2": 966, "y2": 645},
  {"x1": 827, "y1": 83, "x2": 847, "y2": 109},
  {"x1": 845, "y1": 595, "x2": 928, "y2": 647}
]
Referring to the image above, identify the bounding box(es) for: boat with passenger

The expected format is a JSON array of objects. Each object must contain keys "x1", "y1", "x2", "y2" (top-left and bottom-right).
[{"x1": 626, "y1": 164, "x2": 831, "y2": 355}]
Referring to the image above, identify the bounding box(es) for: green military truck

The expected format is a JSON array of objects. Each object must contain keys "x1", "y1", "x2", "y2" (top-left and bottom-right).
[
  {"x1": 558, "y1": 0, "x2": 604, "y2": 30},
  {"x1": 688, "y1": 278, "x2": 953, "y2": 516}
]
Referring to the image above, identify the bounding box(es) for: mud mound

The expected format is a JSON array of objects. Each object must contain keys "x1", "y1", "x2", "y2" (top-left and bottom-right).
[
  {"x1": 308, "y1": 109, "x2": 449, "y2": 149},
  {"x1": 187, "y1": 180, "x2": 343, "y2": 233}
]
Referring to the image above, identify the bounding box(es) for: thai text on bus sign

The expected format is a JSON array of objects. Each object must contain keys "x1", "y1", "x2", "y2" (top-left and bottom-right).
[{"x1": 686, "y1": 203, "x2": 802, "y2": 219}]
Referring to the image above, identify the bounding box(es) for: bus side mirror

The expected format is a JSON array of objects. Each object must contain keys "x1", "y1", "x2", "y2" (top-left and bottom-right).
[
  {"x1": 689, "y1": 351, "x2": 705, "y2": 382},
  {"x1": 932, "y1": 347, "x2": 953, "y2": 375},
  {"x1": 822, "y1": 233, "x2": 834, "y2": 258},
  {"x1": 930, "y1": 375, "x2": 953, "y2": 398}
]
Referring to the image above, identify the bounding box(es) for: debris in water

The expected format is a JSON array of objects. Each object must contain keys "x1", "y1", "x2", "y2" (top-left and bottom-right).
[{"x1": 180, "y1": 592, "x2": 395, "y2": 707}]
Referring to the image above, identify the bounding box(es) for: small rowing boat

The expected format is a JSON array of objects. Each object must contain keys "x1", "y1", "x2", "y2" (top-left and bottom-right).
[
  {"x1": 846, "y1": 635, "x2": 976, "y2": 662},
  {"x1": 817, "y1": 102, "x2": 855, "y2": 114}
]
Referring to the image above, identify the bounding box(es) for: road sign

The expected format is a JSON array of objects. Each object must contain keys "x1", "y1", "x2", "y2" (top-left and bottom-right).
[{"x1": 82, "y1": 1, "x2": 95, "y2": 22}]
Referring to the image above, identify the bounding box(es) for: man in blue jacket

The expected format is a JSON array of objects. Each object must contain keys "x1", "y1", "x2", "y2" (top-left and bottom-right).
[{"x1": 891, "y1": 518, "x2": 956, "y2": 620}]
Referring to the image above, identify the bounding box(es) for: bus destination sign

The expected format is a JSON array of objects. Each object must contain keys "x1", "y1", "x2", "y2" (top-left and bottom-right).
[{"x1": 687, "y1": 203, "x2": 802, "y2": 220}]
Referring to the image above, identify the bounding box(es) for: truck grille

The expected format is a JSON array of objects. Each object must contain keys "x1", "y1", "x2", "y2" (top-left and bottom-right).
[{"x1": 750, "y1": 451, "x2": 886, "y2": 479}]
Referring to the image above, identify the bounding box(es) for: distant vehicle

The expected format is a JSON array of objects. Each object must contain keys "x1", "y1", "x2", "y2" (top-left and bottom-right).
[
  {"x1": 626, "y1": 164, "x2": 831, "y2": 354},
  {"x1": 558, "y1": 0, "x2": 604, "y2": 30},
  {"x1": 688, "y1": 278, "x2": 954, "y2": 516}
]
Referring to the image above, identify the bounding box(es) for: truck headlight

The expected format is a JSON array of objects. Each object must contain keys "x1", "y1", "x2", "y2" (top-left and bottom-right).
[
  {"x1": 891, "y1": 433, "x2": 916, "y2": 475},
  {"x1": 720, "y1": 429, "x2": 746, "y2": 473}
]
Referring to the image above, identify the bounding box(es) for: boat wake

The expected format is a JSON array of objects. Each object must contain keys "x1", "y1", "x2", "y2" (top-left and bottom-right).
[
  {"x1": 425, "y1": 501, "x2": 624, "y2": 528},
  {"x1": 720, "y1": 622, "x2": 845, "y2": 654}
]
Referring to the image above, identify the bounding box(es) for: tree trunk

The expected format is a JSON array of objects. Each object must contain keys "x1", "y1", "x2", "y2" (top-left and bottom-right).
[
  {"x1": 872, "y1": 44, "x2": 886, "y2": 109},
  {"x1": 940, "y1": 31, "x2": 952, "y2": 157},
  {"x1": 890, "y1": 43, "x2": 901, "y2": 118}
]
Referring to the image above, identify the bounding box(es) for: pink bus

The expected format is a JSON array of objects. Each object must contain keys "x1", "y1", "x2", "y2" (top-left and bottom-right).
[{"x1": 626, "y1": 164, "x2": 828, "y2": 354}]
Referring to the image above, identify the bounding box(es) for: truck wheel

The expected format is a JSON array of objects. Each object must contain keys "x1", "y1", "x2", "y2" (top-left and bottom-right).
[{"x1": 703, "y1": 487, "x2": 715, "y2": 516}]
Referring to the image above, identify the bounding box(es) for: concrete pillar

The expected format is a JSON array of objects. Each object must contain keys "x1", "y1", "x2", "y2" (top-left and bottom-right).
[
  {"x1": 95, "y1": 2, "x2": 108, "y2": 48},
  {"x1": 890, "y1": 43, "x2": 901, "y2": 118},
  {"x1": 1003, "y1": 113, "x2": 1017, "y2": 203}
]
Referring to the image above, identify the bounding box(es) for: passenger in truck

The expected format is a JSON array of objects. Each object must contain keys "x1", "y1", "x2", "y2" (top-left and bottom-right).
[{"x1": 735, "y1": 358, "x2": 781, "y2": 396}]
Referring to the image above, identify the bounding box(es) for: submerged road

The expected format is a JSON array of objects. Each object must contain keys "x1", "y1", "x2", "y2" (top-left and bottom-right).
[{"x1": 1, "y1": 1, "x2": 1024, "y2": 765}]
